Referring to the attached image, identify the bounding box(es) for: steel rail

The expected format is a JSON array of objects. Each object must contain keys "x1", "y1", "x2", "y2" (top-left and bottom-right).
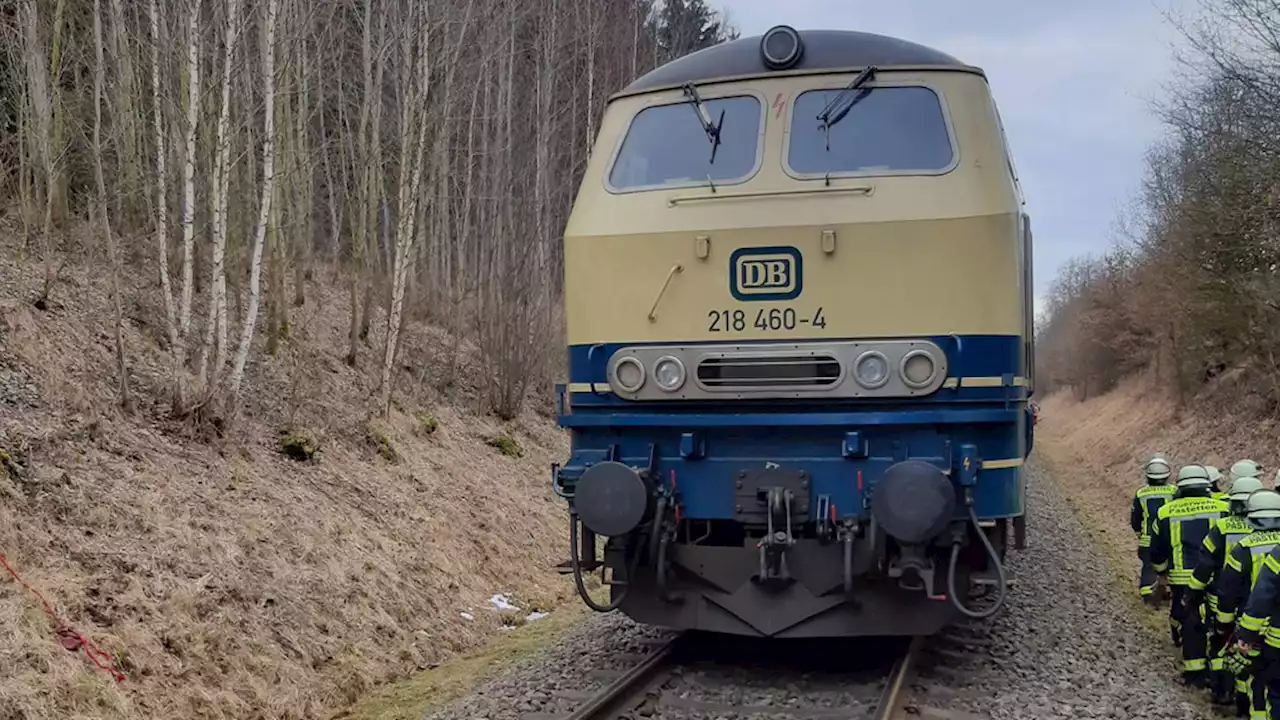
[
  {"x1": 872, "y1": 635, "x2": 925, "y2": 720},
  {"x1": 562, "y1": 633, "x2": 685, "y2": 720}
]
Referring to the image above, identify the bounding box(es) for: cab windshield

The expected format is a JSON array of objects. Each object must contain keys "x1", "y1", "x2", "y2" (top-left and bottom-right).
[
  {"x1": 608, "y1": 95, "x2": 762, "y2": 191},
  {"x1": 788, "y1": 86, "x2": 954, "y2": 176}
]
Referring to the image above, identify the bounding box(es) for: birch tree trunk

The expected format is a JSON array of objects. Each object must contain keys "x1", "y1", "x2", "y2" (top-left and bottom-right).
[
  {"x1": 227, "y1": 0, "x2": 279, "y2": 405},
  {"x1": 93, "y1": 0, "x2": 132, "y2": 412},
  {"x1": 176, "y1": 0, "x2": 202, "y2": 406},
  {"x1": 199, "y1": 0, "x2": 245, "y2": 393},
  {"x1": 379, "y1": 4, "x2": 432, "y2": 417},
  {"x1": 147, "y1": 0, "x2": 183, "y2": 405}
]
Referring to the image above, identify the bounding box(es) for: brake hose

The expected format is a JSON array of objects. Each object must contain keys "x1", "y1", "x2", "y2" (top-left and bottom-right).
[
  {"x1": 569, "y1": 508, "x2": 638, "y2": 612},
  {"x1": 946, "y1": 495, "x2": 1009, "y2": 619}
]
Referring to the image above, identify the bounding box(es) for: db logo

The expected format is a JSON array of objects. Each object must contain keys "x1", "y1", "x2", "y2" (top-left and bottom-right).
[{"x1": 730, "y1": 246, "x2": 803, "y2": 301}]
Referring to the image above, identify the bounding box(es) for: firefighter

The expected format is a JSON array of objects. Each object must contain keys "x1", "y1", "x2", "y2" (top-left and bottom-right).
[
  {"x1": 1223, "y1": 490, "x2": 1280, "y2": 718},
  {"x1": 1189, "y1": 476, "x2": 1265, "y2": 705},
  {"x1": 1133, "y1": 456, "x2": 1176, "y2": 603},
  {"x1": 1151, "y1": 464, "x2": 1230, "y2": 686}
]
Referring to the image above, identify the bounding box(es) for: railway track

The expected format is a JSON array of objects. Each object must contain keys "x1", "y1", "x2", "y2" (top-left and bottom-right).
[{"x1": 528, "y1": 628, "x2": 990, "y2": 720}]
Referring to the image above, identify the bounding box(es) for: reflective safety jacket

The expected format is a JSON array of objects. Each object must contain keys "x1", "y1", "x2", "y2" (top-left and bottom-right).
[
  {"x1": 1189, "y1": 515, "x2": 1255, "y2": 604},
  {"x1": 1214, "y1": 530, "x2": 1280, "y2": 627},
  {"x1": 1236, "y1": 543, "x2": 1280, "y2": 650},
  {"x1": 1132, "y1": 484, "x2": 1177, "y2": 548},
  {"x1": 1150, "y1": 495, "x2": 1230, "y2": 585}
]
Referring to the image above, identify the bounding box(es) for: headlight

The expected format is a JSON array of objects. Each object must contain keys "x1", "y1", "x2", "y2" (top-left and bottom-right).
[
  {"x1": 653, "y1": 356, "x2": 686, "y2": 391},
  {"x1": 853, "y1": 351, "x2": 890, "y2": 389},
  {"x1": 900, "y1": 349, "x2": 938, "y2": 388},
  {"x1": 614, "y1": 357, "x2": 646, "y2": 392}
]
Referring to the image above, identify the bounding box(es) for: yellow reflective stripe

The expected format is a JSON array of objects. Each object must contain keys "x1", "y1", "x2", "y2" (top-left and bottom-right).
[
  {"x1": 1226, "y1": 554, "x2": 1244, "y2": 572},
  {"x1": 1217, "y1": 611, "x2": 1236, "y2": 624},
  {"x1": 1266, "y1": 554, "x2": 1280, "y2": 573},
  {"x1": 1204, "y1": 534, "x2": 1219, "y2": 553},
  {"x1": 1153, "y1": 561, "x2": 1169, "y2": 572},
  {"x1": 1188, "y1": 576, "x2": 1207, "y2": 591},
  {"x1": 1241, "y1": 614, "x2": 1267, "y2": 632},
  {"x1": 1210, "y1": 657, "x2": 1225, "y2": 671},
  {"x1": 1138, "y1": 537, "x2": 1151, "y2": 548},
  {"x1": 1184, "y1": 658, "x2": 1207, "y2": 671},
  {"x1": 1172, "y1": 520, "x2": 1184, "y2": 575}
]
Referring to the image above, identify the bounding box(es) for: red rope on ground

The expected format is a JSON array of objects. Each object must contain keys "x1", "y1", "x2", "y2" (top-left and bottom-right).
[{"x1": 0, "y1": 551, "x2": 126, "y2": 682}]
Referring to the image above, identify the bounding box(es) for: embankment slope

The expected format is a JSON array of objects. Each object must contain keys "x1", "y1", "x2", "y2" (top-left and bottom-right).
[
  {"x1": 0, "y1": 239, "x2": 572, "y2": 720},
  {"x1": 1035, "y1": 372, "x2": 1280, "y2": 606}
]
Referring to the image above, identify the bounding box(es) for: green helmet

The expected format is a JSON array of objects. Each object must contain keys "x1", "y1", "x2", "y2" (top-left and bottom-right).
[
  {"x1": 1230, "y1": 477, "x2": 1265, "y2": 515},
  {"x1": 1176, "y1": 464, "x2": 1212, "y2": 489},
  {"x1": 1145, "y1": 458, "x2": 1172, "y2": 483},
  {"x1": 1247, "y1": 490, "x2": 1280, "y2": 529},
  {"x1": 1230, "y1": 476, "x2": 1265, "y2": 500},
  {"x1": 1231, "y1": 459, "x2": 1262, "y2": 480}
]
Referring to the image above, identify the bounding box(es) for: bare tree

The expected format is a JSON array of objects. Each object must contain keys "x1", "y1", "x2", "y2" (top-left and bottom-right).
[
  {"x1": 228, "y1": 0, "x2": 280, "y2": 406},
  {"x1": 93, "y1": 0, "x2": 131, "y2": 411}
]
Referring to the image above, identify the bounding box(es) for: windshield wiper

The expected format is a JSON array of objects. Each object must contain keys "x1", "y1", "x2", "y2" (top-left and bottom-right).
[
  {"x1": 817, "y1": 65, "x2": 877, "y2": 141},
  {"x1": 683, "y1": 82, "x2": 725, "y2": 164}
]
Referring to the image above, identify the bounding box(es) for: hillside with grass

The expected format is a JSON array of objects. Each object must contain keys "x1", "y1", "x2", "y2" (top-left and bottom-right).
[{"x1": 0, "y1": 229, "x2": 578, "y2": 719}]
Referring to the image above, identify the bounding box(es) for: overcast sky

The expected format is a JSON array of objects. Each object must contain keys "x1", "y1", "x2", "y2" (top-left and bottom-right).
[{"x1": 722, "y1": 0, "x2": 1194, "y2": 317}]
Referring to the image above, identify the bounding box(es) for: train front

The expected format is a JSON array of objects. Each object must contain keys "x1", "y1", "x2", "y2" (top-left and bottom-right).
[{"x1": 553, "y1": 28, "x2": 1034, "y2": 638}]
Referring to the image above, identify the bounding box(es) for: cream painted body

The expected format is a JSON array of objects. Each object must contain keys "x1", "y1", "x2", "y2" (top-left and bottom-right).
[{"x1": 563, "y1": 68, "x2": 1026, "y2": 347}]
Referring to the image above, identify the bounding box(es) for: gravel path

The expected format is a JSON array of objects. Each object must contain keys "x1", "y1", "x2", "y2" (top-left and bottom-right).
[
  {"x1": 904, "y1": 459, "x2": 1204, "y2": 719},
  {"x1": 425, "y1": 458, "x2": 1206, "y2": 720}
]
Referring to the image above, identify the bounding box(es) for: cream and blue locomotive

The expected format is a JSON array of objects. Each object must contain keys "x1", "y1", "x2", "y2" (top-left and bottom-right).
[{"x1": 553, "y1": 26, "x2": 1033, "y2": 638}]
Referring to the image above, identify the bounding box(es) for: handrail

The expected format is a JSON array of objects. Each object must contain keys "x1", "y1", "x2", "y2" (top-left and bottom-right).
[{"x1": 667, "y1": 184, "x2": 874, "y2": 207}]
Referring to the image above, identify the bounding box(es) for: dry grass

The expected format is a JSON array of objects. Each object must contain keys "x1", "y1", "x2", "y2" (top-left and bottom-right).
[
  {"x1": 1034, "y1": 370, "x2": 1280, "y2": 638},
  {"x1": 0, "y1": 229, "x2": 575, "y2": 719}
]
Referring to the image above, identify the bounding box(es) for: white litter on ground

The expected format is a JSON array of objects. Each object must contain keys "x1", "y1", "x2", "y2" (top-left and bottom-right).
[
  {"x1": 460, "y1": 612, "x2": 474, "y2": 621},
  {"x1": 525, "y1": 611, "x2": 548, "y2": 623},
  {"x1": 488, "y1": 594, "x2": 520, "y2": 612}
]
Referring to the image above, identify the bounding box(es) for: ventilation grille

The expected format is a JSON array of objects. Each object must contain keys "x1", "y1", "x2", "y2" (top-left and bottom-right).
[{"x1": 696, "y1": 353, "x2": 842, "y2": 390}]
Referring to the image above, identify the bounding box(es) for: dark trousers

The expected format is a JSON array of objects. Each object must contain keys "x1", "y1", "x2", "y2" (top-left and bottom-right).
[
  {"x1": 1139, "y1": 546, "x2": 1159, "y2": 597},
  {"x1": 1170, "y1": 584, "x2": 1185, "y2": 647},
  {"x1": 1208, "y1": 613, "x2": 1234, "y2": 703},
  {"x1": 1248, "y1": 673, "x2": 1266, "y2": 718},
  {"x1": 1262, "y1": 650, "x2": 1280, "y2": 719},
  {"x1": 1181, "y1": 591, "x2": 1209, "y2": 679}
]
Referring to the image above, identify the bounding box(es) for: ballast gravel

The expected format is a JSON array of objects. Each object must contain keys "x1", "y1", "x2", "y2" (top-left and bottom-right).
[
  {"x1": 905, "y1": 460, "x2": 1205, "y2": 719},
  {"x1": 424, "y1": 459, "x2": 1207, "y2": 720}
]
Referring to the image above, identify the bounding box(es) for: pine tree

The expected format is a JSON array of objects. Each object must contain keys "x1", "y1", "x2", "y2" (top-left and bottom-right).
[{"x1": 647, "y1": 0, "x2": 738, "y2": 65}]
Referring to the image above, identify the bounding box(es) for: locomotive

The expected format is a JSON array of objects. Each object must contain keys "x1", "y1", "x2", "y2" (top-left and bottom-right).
[{"x1": 552, "y1": 26, "x2": 1033, "y2": 638}]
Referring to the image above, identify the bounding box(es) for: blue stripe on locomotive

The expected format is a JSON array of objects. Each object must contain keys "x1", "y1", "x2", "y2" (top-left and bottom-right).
[{"x1": 556, "y1": 333, "x2": 1030, "y2": 521}]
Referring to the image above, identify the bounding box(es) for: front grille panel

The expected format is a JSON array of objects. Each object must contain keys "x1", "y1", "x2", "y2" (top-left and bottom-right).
[{"x1": 697, "y1": 353, "x2": 842, "y2": 391}]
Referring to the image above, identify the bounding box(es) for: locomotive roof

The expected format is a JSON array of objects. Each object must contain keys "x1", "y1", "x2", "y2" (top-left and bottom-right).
[{"x1": 619, "y1": 29, "x2": 975, "y2": 96}]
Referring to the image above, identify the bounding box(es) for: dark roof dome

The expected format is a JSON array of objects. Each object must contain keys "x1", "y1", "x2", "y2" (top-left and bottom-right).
[{"x1": 621, "y1": 29, "x2": 970, "y2": 95}]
